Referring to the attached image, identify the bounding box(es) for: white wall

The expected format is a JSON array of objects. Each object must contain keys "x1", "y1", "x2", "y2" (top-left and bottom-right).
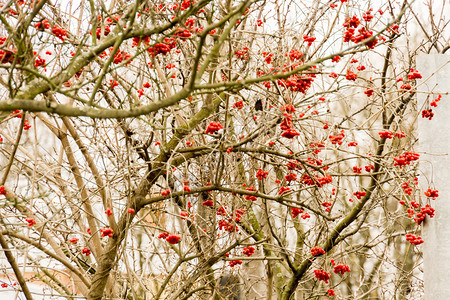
[{"x1": 418, "y1": 54, "x2": 450, "y2": 300}]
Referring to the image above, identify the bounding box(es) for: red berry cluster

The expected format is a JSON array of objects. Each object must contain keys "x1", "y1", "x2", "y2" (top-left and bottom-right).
[
  {"x1": 281, "y1": 128, "x2": 300, "y2": 139},
  {"x1": 424, "y1": 188, "x2": 439, "y2": 199},
  {"x1": 109, "y1": 80, "x2": 119, "y2": 89},
  {"x1": 245, "y1": 186, "x2": 257, "y2": 201},
  {"x1": 105, "y1": 207, "x2": 113, "y2": 216},
  {"x1": 378, "y1": 130, "x2": 393, "y2": 139},
  {"x1": 112, "y1": 50, "x2": 131, "y2": 65},
  {"x1": 309, "y1": 141, "x2": 326, "y2": 152},
  {"x1": 174, "y1": 28, "x2": 192, "y2": 39},
  {"x1": 100, "y1": 228, "x2": 113, "y2": 237},
  {"x1": 276, "y1": 73, "x2": 316, "y2": 93},
  {"x1": 183, "y1": 181, "x2": 191, "y2": 192},
  {"x1": 285, "y1": 173, "x2": 297, "y2": 182},
  {"x1": 311, "y1": 247, "x2": 325, "y2": 256},
  {"x1": 406, "y1": 234, "x2": 423, "y2": 245},
  {"x1": 158, "y1": 232, "x2": 169, "y2": 239},
  {"x1": 430, "y1": 94, "x2": 442, "y2": 107},
  {"x1": 137, "y1": 88, "x2": 145, "y2": 97},
  {"x1": 321, "y1": 202, "x2": 332, "y2": 212},
  {"x1": 147, "y1": 41, "x2": 176, "y2": 57},
  {"x1": 303, "y1": 35, "x2": 316, "y2": 46},
  {"x1": 401, "y1": 182, "x2": 412, "y2": 195},
  {"x1": 364, "y1": 88, "x2": 374, "y2": 97},
  {"x1": 233, "y1": 100, "x2": 244, "y2": 109},
  {"x1": 286, "y1": 160, "x2": 302, "y2": 170},
  {"x1": 279, "y1": 109, "x2": 301, "y2": 139},
  {"x1": 364, "y1": 165, "x2": 375, "y2": 172},
  {"x1": 281, "y1": 104, "x2": 296, "y2": 113},
  {"x1": 217, "y1": 207, "x2": 244, "y2": 232},
  {"x1": 217, "y1": 206, "x2": 227, "y2": 216},
  {"x1": 300, "y1": 174, "x2": 333, "y2": 187},
  {"x1": 353, "y1": 166, "x2": 362, "y2": 174},
  {"x1": 288, "y1": 49, "x2": 303, "y2": 61},
  {"x1": 34, "y1": 19, "x2": 50, "y2": 30},
  {"x1": 235, "y1": 47, "x2": 249, "y2": 60},
  {"x1": 219, "y1": 219, "x2": 238, "y2": 232},
  {"x1": 407, "y1": 68, "x2": 422, "y2": 80},
  {"x1": 205, "y1": 121, "x2": 223, "y2": 134},
  {"x1": 329, "y1": 130, "x2": 345, "y2": 145},
  {"x1": 235, "y1": 208, "x2": 245, "y2": 222},
  {"x1": 82, "y1": 248, "x2": 91, "y2": 256},
  {"x1": 291, "y1": 207, "x2": 304, "y2": 218},
  {"x1": 401, "y1": 83, "x2": 412, "y2": 90},
  {"x1": 0, "y1": 186, "x2": 6, "y2": 196},
  {"x1": 161, "y1": 189, "x2": 171, "y2": 196},
  {"x1": 280, "y1": 117, "x2": 292, "y2": 131},
  {"x1": 421, "y1": 109, "x2": 434, "y2": 120},
  {"x1": 0, "y1": 49, "x2": 19, "y2": 64},
  {"x1": 333, "y1": 264, "x2": 351, "y2": 275},
  {"x1": 34, "y1": 55, "x2": 46, "y2": 68},
  {"x1": 279, "y1": 186, "x2": 290, "y2": 195},
  {"x1": 263, "y1": 52, "x2": 273, "y2": 64},
  {"x1": 314, "y1": 269, "x2": 331, "y2": 283},
  {"x1": 329, "y1": 72, "x2": 338, "y2": 78},
  {"x1": 345, "y1": 70, "x2": 358, "y2": 81},
  {"x1": 343, "y1": 16, "x2": 361, "y2": 28},
  {"x1": 51, "y1": 25, "x2": 67, "y2": 41},
  {"x1": 256, "y1": 169, "x2": 268, "y2": 180},
  {"x1": 342, "y1": 14, "x2": 378, "y2": 48},
  {"x1": 353, "y1": 191, "x2": 366, "y2": 200},
  {"x1": 166, "y1": 234, "x2": 181, "y2": 244},
  {"x1": 243, "y1": 246, "x2": 255, "y2": 256},
  {"x1": 202, "y1": 200, "x2": 213, "y2": 207},
  {"x1": 95, "y1": 25, "x2": 111, "y2": 39},
  {"x1": 414, "y1": 204, "x2": 435, "y2": 225},
  {"x1": 23, "y1": 120, "x2": 31, "y2": 130},
  {"x1": 363, "y1": 9, "x2": 374, "y2": 22},
  {"x1": 25, "y1": 218, "x2": 36, "y2": 227},
  {"x1": 331, "y1": 55, "x2": 341, "y2": 63},
  {"x1": 393, "y1": 152, "x2": 419, "y2": 167},
  {"x1": 353, "y1": 27, "x2": 377, "y2": 48},
  {"x1": 229, "y1": 260, "x2": 243, "y2": 267}
]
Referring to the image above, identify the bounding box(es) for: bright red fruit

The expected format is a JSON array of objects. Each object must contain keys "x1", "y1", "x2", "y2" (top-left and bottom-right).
[{"x1": 166, "y1": 234, "x2": 181, "y2": 244}]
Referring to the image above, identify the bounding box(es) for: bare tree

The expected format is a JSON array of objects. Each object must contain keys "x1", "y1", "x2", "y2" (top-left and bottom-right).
[{"x1": 0, "y1": 0, "x2": 448, "y2": 299}]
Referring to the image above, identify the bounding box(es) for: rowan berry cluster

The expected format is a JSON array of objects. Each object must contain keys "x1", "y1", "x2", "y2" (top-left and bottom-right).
[
  {"x1": 314, "y1": 269, "x2": 331, "y2": 283},
  {"x1": 378, "y1": 130, "x2": 393, "y2": 139},
  {"x1": 279, "y1": 186, "x2": 290, "y2": 195},
  {"x1": 333, "y1": 264, "x2": 351, "y2": 275},
  {"x1": 393, "y1": 152, "x2": 420, "y2": 167},
  {"x1": 329, "y1": 130, "x2": 345, "y2": 145},
  {"x1": 256, "y1": 169, "x2": 268, "y2": 180},
  {"x1": 406, "y1": 234, "x2": 423, "y2": 245},
  {"x1": 311, "y1": 247, "x2": 325, "y2": 256},
  {"x1": 353, "y1": 191, "x2": 366, "y2": 200},
  {"x1": 100, "y1": 228, "x2": 113, "y2": 237},
  {"x1": 424, "y1": 188, "x2": 439, "y2": 199},
  {"x1": 229, "y1": 260, "x2": 243, "y2": 267},
  {"x1": 291, "y1": 207, "x2": 304, "y2": 218},
  {"x1": 205, "y1": 121, "x2": 223, "y2": 134},
  {"x1": 243, "y1": 246, "x2": 255, "y2": 257}
]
